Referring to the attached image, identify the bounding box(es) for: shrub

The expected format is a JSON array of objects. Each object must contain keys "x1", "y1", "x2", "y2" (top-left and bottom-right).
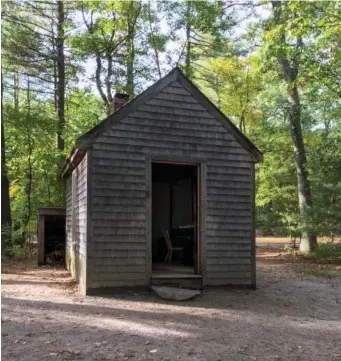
[{"x1": 307, "y1": 243, "x2": 341, "y2": 264}]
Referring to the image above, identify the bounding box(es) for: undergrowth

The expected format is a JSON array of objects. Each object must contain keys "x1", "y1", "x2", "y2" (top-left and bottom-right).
[
  {"x1": 304, "y1": 243, "x2": 341, "y2": 264},
  {"x1": 294, "y1": 243, "x2": 341, "y2": 278},
  {"x1": 296, "y1": 267, "x2": 341, "y2": 278}
]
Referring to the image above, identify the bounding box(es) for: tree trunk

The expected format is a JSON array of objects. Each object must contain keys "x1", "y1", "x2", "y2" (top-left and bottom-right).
[
  {"x1": 147, "y1": 2, "x2": 162, "y2": 79},
  {"x1": 288, "y1": 86, "x2": 317, "y2": 251},
  {"x1": 13, "y1": 72, "x2": 19, "y2": 111},
  {"x1": 126, "y1": 1, "x2": 141, "y2": 98},
  {"x1": 95, "y1": 54, "x2": 109, "y2": 111},
  {"x1": 56, "y1": 0, "x2": 65, "y2": 151},
  {"x1": 272, "y1": 1, "x2": 317, "y2": 251},
  {"x1": 185, "y1": 2, "x2": 191, "y2": 78},
  {"x1": 154, "y1": 47, "x2": 162, "y2": 80},
  {"x1": 126, "y1": 35, "x2": 135, "y2": 97},
  {"x1": 105, "y1": 53, "x2": 113, "y2": 104},
  {"x1": 239, "y1": 114, "x2": 246, "y2": 134},
  {"x1": 1, "y1": 75, "x2": 12, "y2": 248}
]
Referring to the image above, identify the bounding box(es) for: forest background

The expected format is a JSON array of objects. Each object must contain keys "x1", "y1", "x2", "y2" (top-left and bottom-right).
[{"x1": 1, "y1": 0, "x2": 340, "y2": 253}]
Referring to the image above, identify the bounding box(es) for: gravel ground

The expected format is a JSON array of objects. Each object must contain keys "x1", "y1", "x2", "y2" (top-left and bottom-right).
[{"x1": 2, "y1": 251, "x2": 341, "y2": 361}]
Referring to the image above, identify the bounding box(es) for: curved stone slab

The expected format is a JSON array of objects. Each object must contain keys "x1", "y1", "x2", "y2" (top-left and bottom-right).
[{"x1": 151, "y1": 286, "x2": 201, "y2": 301}]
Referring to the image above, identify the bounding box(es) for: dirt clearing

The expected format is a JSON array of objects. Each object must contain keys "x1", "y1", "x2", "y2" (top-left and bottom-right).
[{"x1": 2, "y1": 250, "x2": 341, "y2": 361}]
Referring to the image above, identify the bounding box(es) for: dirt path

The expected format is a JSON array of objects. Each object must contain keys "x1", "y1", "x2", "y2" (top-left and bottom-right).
[{"x1": 2, "y1": 252, "x2": 341, "y2": 361}]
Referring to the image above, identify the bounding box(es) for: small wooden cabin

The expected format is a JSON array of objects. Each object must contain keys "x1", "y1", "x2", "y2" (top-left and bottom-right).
[{"x1": 62, "y1": 67, "x2": 262, "y2": 294}]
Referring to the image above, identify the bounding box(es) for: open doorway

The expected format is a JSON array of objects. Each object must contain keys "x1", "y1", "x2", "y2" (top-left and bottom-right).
[{"x1": 152, "y1": 161, "x2": 200, "y2": 276}]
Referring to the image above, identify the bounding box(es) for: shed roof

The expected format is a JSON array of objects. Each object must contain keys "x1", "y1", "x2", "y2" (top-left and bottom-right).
[{"x1": 62, "y1": 67, "x2": 262, "y2": 177}]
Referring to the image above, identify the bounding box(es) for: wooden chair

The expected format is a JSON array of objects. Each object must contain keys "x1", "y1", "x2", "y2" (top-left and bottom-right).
[{"x1": 163, "y1": 230, "x2": 184, "y2": 264}]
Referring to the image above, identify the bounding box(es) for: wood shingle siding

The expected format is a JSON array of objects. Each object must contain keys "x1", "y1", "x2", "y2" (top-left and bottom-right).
[
  {"x1": 65, "y1": 177, "x2": 72, "y2": 256},
  {"x1": 63, "y1": 67, "x2": 262, "y2": 293},
  {"x1": 65, "y1": 153, "x2": 87, "y2": 292},
  {"x1": 88, "y1": 81, "x2": 254, "y2": 289}
]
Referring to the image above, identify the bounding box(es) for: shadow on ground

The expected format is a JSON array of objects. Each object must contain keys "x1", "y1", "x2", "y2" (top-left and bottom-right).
[{"x1": 2, "y1": 254, "x2": 341, "y2": 361}]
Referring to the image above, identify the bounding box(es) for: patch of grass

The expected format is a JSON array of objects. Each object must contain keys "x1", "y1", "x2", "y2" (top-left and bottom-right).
[
  {"x1": 296, "y1": 266, "x2": 341, "y2": 278},
  {"x1": 305, "y1": 243, "x2": 341, "y2": 264}
]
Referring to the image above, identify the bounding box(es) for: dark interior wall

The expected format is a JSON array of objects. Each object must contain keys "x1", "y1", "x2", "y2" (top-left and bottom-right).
[
  {"x1": 152, "y1": 163, "x2": 196, "y2": 262},
  {"x1": 152, "y1": 182, "x2": 170, "y2": 251},
  {"x1": 172, "y1": 178, "x2": 193, "y2": 227},
  {"x1": 45, "y1": 216, "x2": 66, "y2": 255},
  {"x1": 152, "y1": 178, "x2": 193, "y2": 241}
]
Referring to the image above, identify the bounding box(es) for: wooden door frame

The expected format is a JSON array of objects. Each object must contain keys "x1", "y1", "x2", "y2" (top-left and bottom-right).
[{"x1": 146, "y1": 157, "x2": 205, "y2": 281}]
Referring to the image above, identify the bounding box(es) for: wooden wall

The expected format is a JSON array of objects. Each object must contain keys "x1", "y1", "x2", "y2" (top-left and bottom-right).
[
  {"x1": 65, "y1": 177, "x2": 72, "y2": 273},
  {"x1": 65, "y1": 153, "x2": 87, "y2": 292},
  {"x1": 88, "y1": 80, "x2": 254, "y2": 290}
]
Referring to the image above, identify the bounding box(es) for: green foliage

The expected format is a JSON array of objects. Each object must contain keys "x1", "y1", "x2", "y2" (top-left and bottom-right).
[
  {"x1": 3, "y1": 89, "x2": 103, "y2": 246},
  {"x1": 307, "y1": 244, "x2": 341, "y2": 264},
  {"x1": 64, "y1": 90, "x2": 105, "y2": 148},
  {"x1": 1, "y1": 224, "x2": 12, "y2": 254},
  {"x1": 2, "y1": 0, "x2": 341, "y2": 254},
  {"x1": 195, "y1": 56, "x2": 264, "y2": 133},
  {"x1": 161, "y1": 0, "x2": 233, "y2": 78}
]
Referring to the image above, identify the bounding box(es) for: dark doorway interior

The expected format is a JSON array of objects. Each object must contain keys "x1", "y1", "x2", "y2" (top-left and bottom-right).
[
  {"x1": 44, "y1": 215, "x2": 65, "y2": 264},
  {"x1": 152, "y1": 162, "x2": 199, "y2": 275}
]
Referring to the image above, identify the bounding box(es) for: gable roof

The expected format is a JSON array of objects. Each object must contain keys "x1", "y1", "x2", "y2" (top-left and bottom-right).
[{"x1": 62, "y1": 67, "x2": 262, "y2": 177}]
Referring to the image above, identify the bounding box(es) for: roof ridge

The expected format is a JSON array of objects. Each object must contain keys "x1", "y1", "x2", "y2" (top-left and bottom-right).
[{"x1": 62, "y1": 66, "x2": 262, "y2": 177}]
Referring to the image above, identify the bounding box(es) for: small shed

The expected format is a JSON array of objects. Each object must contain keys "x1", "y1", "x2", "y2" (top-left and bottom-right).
[
  {"x1": 62, "y1": 67, "x2": 262, "y2": 295},
  {"x1": 38, "y1": 207, "x2": 66, "y2": 265}
]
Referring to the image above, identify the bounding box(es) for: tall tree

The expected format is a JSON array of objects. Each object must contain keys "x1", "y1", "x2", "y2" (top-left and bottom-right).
[
  {"x1": 122, "y1": 1, "x2": 142, "y2": 97},
  {"x1": 56, "y1": 0, "x2": 66, "y2": 151},
  {"x1": 72, "y1": 1, "x2": 135, "y2": 112},
  {"x1": 2, "y1": 0, "x2": 72, "y2": 152},
  {"x1": 261, "y1": 1, "x2": 322, "y2": 250},
  {"x1": 162, "y1": 0, "x2": 232, "y2": 78},
  {"x1": 1, "y1": 0, "x2": 340, "y2": 255},
  {"x1": 145, "y1": 1, "x2": 168, "y2": 80},
  {"x1": 1, "y1": 75, "x2": 12, "y2": 247}
]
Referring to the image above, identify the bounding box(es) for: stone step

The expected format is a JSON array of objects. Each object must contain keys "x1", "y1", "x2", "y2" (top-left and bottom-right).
[
  {"x1": 151, "y1": 275, "x2": 202, "y2": 290},
  {"x1": 151, "y1": 286, "x2": 201, "y2": 301}
]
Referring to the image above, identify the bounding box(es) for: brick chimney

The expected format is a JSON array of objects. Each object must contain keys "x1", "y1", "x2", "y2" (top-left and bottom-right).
[{"x1": 109, "y1": 93, "x2": 129, "y2": 114}]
